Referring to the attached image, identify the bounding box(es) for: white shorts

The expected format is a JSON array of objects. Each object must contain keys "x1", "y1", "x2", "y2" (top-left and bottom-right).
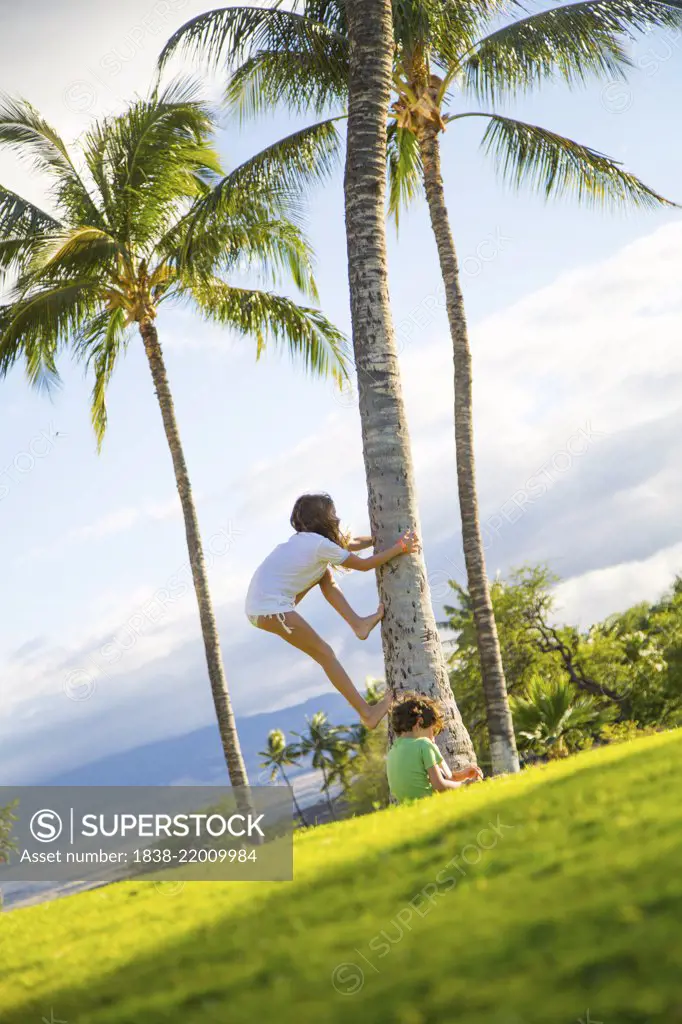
[{"x1": 247, "y1": 611, "x2": 294, "y2": 634}]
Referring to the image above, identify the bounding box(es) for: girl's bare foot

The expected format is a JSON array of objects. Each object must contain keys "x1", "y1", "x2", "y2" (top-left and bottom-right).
[
  {"x1": 362, "y1": 690, "x2": 392, "y2": 730},
  {"x1": 354, "y1": 603, "x2": 385, "y2": 641}
]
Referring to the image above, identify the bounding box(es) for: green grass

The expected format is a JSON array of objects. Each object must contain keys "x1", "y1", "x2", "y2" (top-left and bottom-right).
[{"x1": 2, "y1": 731, "x2": 682, "y2": 1023}]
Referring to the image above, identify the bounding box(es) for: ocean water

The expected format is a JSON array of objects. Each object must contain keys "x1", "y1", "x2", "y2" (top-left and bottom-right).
[{"x1": 1, "y1": 878, "x2": 109, "y2": 911}]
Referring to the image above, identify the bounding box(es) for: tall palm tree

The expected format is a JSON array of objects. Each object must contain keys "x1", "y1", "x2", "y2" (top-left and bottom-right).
[
  {"x1": 0, "y1": 80, "x2": 347, "y2": 792},
  {"x1": 160, "y1": 0, "x2": 682, "y2": 774},
  {"x1": 259, "y1": 728, "x2": 308, "y2": 826},
  {"x1": 161, "y1": 2, "x2": 477, "y2": 771},
  {"x1": 346, "y1": 0, "x2": 476, "y2": 768}
]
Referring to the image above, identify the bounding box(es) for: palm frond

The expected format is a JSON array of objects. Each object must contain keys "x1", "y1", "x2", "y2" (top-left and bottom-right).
[
  {"x1": 161, "y1": 213, "x2": 321, "y2": 300},
  {"x1": 176, "y1": 118, "x2": 342, "y2": 265},
  {"x1": 458, "y1": 112, "x2": 675, "y2": 208},
  {"x1": 461, "y1": 0, "x2": 682, "y2": 102},
  {"x1": 394, "y1": 0, "x2": 438, "y2": 54},
  {"x1": 0, "y1": 280, "x2": 99, "y2": 396},
  {"x1": 387, "y1": 124, "x2": 423, "y2": 227},
  {"x1": 29, "y1": 226, "x2": 124, "y2": 280},
  {"x1": 0, "y1": 185, "x2": 61, "y2": 236},
  {"x1": 148, "y1": 259, "x2": 178, "y2": 304},
  {"x1": 100, "y1": 78, "x2": 221, "y2": 249},
  {"x1": 226, "y1": 42, "x2": 349, "y2": 119},
  {"x1": 80, "y1": 307, "x2": 128, "y2": 447},
  {"x1": 0, "y1": 186, "x2": 62, "y2": 281},
  {"x1": 0, "y1": 95, "x2": 79, "y2": 178},
  {"x1": 397, "y1": 0, "x2": 514, "y2": 69},
  {"x1": 226, "y1": 218, "x2": 321, "y2": 300},
  {"x1": 217, "y1": 117, "x2": 341, "y2": 208},
  {"x1": 81, "y1": 119, "x2": 123, "y2": 230},
  {"x1": 0, "y1": 305, "x2": 60, "y2": 393},
  {"x1": 187, "y1": 277, "x2": 349, "y2": 383},
  {"x1": 0, "y1": 96, "x2": 103, "y2": 226},
  {"x1": 256, "y1": 220, "x2": 319, "y2": 300},
  {"x1": 160, "y1": 4, "x2": 346, "y2": 74},
  {"x1": 0, "y1": 281, "x2": 100, "y2": 361},
  {"x1": 293, "y1": 0, "x2": 347, "y2": 34}
]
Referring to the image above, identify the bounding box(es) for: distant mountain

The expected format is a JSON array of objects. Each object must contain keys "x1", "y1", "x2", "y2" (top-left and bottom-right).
[{"x1": 42, "y1": 691, "x2": 350, "y2": 791}]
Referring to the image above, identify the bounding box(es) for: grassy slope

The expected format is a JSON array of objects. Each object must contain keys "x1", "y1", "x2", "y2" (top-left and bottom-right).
[{"x1": 2, "y1": 731, "x2": 682, "y2": 1024}]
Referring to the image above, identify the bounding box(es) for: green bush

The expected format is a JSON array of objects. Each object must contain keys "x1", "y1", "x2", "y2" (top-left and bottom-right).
[
  {"x1": 0, "y1": 800, "x2": 17, "y2": 864},
  {"x1": 511, "y1": 675, "x2": 614, "y2": 759},
  {"x1": 443, "y1": 566, "x2": 682, "y2": 764},
  {"x1": 345, "y1": 723, "x2": 390, "y2": 816},
  {"x1": 0, "y1": 800, "x2": 18, "y2": 906},
  {"x1": 599, "y1": 720, "x2": 657, "y2": 746}
]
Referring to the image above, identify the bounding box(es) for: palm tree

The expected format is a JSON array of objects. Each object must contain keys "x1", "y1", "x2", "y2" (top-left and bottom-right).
[
  {"x1": 325, "y1": 740, "x2": 356, "y2": 801},
  {"x1": 364, "y1": 677, "x2": 386, "y2": 707},
  {"x1": 511, "y1": 675, "x2": 614, "y2": 759},
  {"x1": 0, "y1": 80, "x2": 347, "y2": 792},
  {"x1": 295, "y1": 711, "x2": 349, "y2": 819},
  {"x1": 259, "y1": 729, "x2": 308, "y2": 826},
  {"x1": 161, "y1": 1, "x2": 478, "y2": 772},
  {"x1": 160, "y1": 0, "x2": 682, "y2": 774}
]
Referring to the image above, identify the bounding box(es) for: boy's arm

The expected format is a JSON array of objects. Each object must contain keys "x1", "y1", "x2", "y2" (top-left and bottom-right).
[
  {"x1": 452, "y1": 764, "x2": 484, "y2": 783},
  {"x1": 436, "y1": 757, "x2": 483, "y2": 782},
  {"x1": 428, "y1": 764, "x2": 483, "y2": 792},
  {"x1": 427, "y1": 765, "x2": 466, "y2": 792}
]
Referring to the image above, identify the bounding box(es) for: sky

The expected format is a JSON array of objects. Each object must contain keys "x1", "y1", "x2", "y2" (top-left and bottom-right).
[{"x1": 2, "y1": 0, "x2": 682, "y2": 783}]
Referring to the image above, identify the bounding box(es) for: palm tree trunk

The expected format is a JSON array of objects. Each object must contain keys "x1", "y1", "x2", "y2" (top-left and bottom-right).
[
  {"x1": 279, "y1": 765, "x2": 307, "y2": 828},
  {"x1": 320, "y1": 765, "x2": 337, "y2": 820},
  {"x1": 417, "y1": 123, "x2": 520, "y2": 776},
  {"x1": 343, "y1": 0, "x2": 475, "y2": 770},
  {"x1": 139, "y1": 318, "x2": 250, "y2": 792}
]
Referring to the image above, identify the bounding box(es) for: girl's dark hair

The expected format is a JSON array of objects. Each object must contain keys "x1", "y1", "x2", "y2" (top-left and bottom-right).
[
  {"x1": 390, "y1": 692, "x2": 445, "y2": 735},
  {"x1": 290, "y1": 492, "x2": 348, "y2": 547}
]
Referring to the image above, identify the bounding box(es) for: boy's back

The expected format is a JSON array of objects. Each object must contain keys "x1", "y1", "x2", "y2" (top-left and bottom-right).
[{"x1": 386, "y1": 735, "x2": 443, "y2": 803}]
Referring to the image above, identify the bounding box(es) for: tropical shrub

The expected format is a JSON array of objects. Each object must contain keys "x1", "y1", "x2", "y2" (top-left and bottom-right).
[{"x1": 511, "y1": 676, "x2": 615, "y2": 760}]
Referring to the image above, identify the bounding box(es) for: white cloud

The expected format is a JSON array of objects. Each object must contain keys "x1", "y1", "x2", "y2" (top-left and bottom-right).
[
  {"x1": 555, "y1": 540, "x2": 682, "y2": 628},
  {"x1": 399, "y1": 221, "x2": 682, "y2": 563},
  {"x1": 16, "y1": 496, "x2": 182, "y2": 564}
]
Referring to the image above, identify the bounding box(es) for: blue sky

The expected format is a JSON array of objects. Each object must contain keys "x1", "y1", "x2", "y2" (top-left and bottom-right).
[{"x1": 2, "y1": 0, "x2": 682, "y2": 783}]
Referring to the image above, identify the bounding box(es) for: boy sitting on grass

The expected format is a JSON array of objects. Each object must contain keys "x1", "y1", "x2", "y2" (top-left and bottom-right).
[{"x1": 386, "y1": 692, "x2": 483, "y2": 803}]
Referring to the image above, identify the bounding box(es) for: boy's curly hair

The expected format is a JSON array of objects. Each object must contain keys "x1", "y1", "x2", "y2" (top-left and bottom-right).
[{"x1": 390, "y1": 692, "x2": 445, "y2": 735}]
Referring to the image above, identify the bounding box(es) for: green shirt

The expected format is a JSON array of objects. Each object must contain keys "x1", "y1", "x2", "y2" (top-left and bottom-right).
[{"x1": 386, "y1": 736, "x2": 444, "y2": 803}]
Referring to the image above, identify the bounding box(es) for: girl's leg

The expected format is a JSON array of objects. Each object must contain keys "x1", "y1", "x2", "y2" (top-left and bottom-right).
[
  {"x1": 318, "y1": 569, "x2": 384, "y2": 640},
  {"x1": 254, "y1": 611, "x2": 391, "y2": 730},
  {"x1": 294, "y1": 576, "x2": 325, "y2": 606}
]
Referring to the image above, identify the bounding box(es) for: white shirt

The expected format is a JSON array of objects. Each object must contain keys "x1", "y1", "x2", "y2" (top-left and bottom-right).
[{"x1": 245, "y1": 532, "x2": 351, "y2": 616}]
